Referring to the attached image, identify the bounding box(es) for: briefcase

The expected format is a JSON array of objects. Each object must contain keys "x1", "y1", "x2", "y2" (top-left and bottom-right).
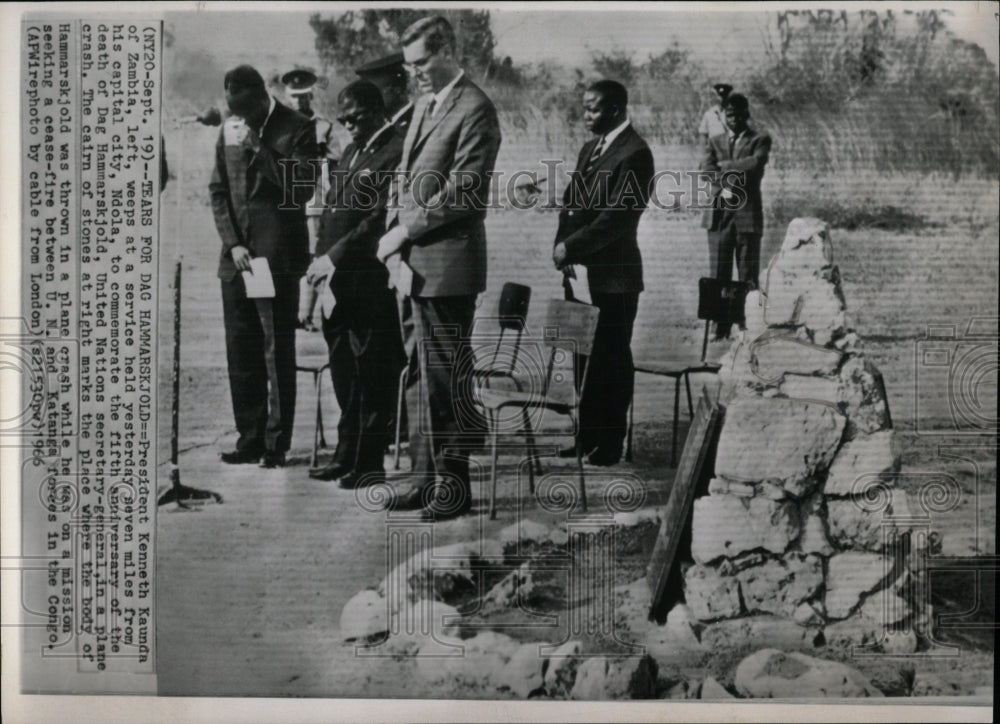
[{"x1": 698, "y1": 278, "x2": 752, "y2": 326}]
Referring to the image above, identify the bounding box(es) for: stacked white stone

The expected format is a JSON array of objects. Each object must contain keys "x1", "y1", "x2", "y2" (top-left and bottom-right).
[{"x1": 685, "y1": 218, "x2": 922, "y2": 654}]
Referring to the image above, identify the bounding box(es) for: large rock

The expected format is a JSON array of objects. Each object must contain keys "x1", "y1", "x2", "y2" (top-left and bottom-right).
[
  {"x1": 764, "y1": 264, "x2": 847, "y2": 346},
  {"x1": 858, "y1": 588, "x2": 913, "y2": 627},
  {"x1": 570, "y1": 655, "x2": 658, "y2": 700},
  {"x1": 497, "y1": 643, "x2": 546, "y2": 698},
  {"x1": 780, "y1": 374, "x2": 840, "y2": 405},
  {"x1": 750, "y1": 336, "x2": 844, "y2": 381},
  {"x1": 542, "y1": 640, "x2": 583, "y2": 698},
  {"x1": 415, "y1": 631, "x2": 519, "y2": 688},
  {"x1": 824, "y1": 614, "x2": 894, "y2": 651},
  {"x1": 827, "y1": 492, "x2": 913, "y2": 552},
  {"x1": 825, "y1": 552, "x2": 894, "y2": 619},
  {"x1": 717, "y1": 338, "x2": 767, "y2": 405},
  {"x1": 377, "y1": 539, "x2": 504, "y2": 608},
  {"x1": 798, "y1": 493, "x2": 834, "y2": 556},
  {"x1": 684, "y1": 564, "x2": 742, "y2": 620},
  {"x1": 837, "y1": 355, "x2": 892, "y2": 436},
  {"x1": 691, "y1": 494, "x2": 800, "y2": 563},
  {"x1": 777, "y1": 217, "x2": 834, "y2": 268},
  {"x1": 734, "y1": 649, "x2": 883, "y2": 698},
  {"x1": 701, "y1": 616, "x2": 823, "y2": 651},
  {"x1": 714, "y1": 398, "x2": 846, "y2": 497},
  {"x1": 737, "y1": 554, "x2": 824, "y2": 617},
  {"x1": 824, "y1": 430, "x2": 899, "y2": 497},
  {"x1": 481, "y1": 561, "x2": 534, "y2": 612},
  {"x1": 340, "y1": 589, "x2": 389, "y2": 641}
]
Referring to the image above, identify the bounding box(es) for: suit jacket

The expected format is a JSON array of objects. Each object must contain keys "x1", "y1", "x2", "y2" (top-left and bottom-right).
[
  {"x1": 391, "y1": 104, "x2": 415, "y2": 136},
  {"x1": 316, "y1": 125, "x2": 403, "y2": 302},
  {"x1": 555, "y1": 125, "x2": 655, "y2": 294},
  {"x1": 701, "y1": 127, "x2": 771, "y2": 234},
  {"x1": 391, "y1": 75, "x2": 502, "y2": 297},
  {"x1": 210, "y1": 100, "x2": 319, "y2": 282}
]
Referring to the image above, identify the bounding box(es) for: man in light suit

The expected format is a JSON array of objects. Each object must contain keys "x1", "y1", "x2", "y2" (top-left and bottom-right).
[
  {"x1": 377, "y1": 15, "x2": 502, "y2": 520},
  {"x1": 551, "y1": 80, "x2": 655, "y2": 466},
  {"x1": 701, "y1": 92, "x2": 772, "y2": 339},
  {"x1": 210, "y1": 65, "x2": 318, "y2": 468},
  {"x1": 305, "y1": 81, "x2": 406, "y2": 488}
]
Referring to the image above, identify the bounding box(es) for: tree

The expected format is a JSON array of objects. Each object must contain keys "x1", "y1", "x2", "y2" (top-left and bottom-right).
[{"x1": 308, "y1": 9, "x2": 498, "y2": 79}]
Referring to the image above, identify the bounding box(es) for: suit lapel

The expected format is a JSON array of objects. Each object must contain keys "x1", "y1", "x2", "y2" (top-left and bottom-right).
[
  {"x1": 583, "y1": 126, "x2": 633, "y2": 180},
  {"x1": 407, "y1": 78, "x2": 465, "y2": 167}
]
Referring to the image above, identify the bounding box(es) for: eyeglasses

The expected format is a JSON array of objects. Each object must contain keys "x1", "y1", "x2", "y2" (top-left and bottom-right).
[{"x1": 337, "y1": 110, "x2": 368, "y2": 127}]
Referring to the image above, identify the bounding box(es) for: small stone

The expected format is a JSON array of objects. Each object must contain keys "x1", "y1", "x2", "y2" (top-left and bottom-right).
[
  {"x1": 702, "y1": 616, "x2": 823, "y2": 651},
  {"x1": 735, "y1": 649, "x2": 883, "y2": 698},
  {"x1": 339, "y1": 589, "x2": 388, "y2": 641},
  {"x1": 701, "y1": 676, "x2": 735, "y2": 699},
  {"x1": 714, "y1": 398, "x2": 846, "y2": 497},
  {"x1": 614, "y1": 508, "x2": 661, "y2": 528},
  {"x1": 614, "y1": 577, "x2": 654, "y2": 637},
  {"x1": 751, "y1": 338, "x2": 844, "y2": 382},
  {"x1": 692, "y1": 494, "x2": 800, "y2": 564},
  {"x1": 570, "y1": 655, "x2": 659, "y2": 700},
  {"x1": 824, "y1": 431, "x2": 899, "y2": 497},
  {"x1": 497, "y1": 643, "x2": 546, "y2": 698},
  {"x1": 736, "y1": 554, "x2": 824, "y2": 617},
  {"x1": 798, "y1": 493, "x2": 834, "y2": 556},
  {"x1": 718, "y1": 551, "x2": 768, "y2": 576},
  {"x1": 481, "y1": 562, "x2": 534, "y2": 611},
  {"x1": 793, "y1": 601, "x2": 825, "y2": 626},
  {"x1": 543, "y1": 640, "x2": 583, "y2": 698},
  {"x1": 684, "y1": 564, "x2": 742, "y2": 620},
  {"x1": 827, "y1": 493, "x2": 912, "y2": 552},
  {"x1": 416, "y1": 631, "x2": 518, "y2": 687},
  {"x1": 911, "y1": 672, "x2": 961, "y2": 697},
  {"x1": 825, "y1": 552, "x2": 893, "y2": 619},
  {"x1": 880, "y1": 629, "x2": 919, "y2": 655},
  {"x1": 864, "y1": 661, "x2": 915, "y2": 696},
  {"x1": 858, "y1": 588, "x2": 913, "y2": 626},
  {"x1": 708, "y1": 477, "x2": 756, "y2": 497},
  {"x1": 824, "y1": 614, "x2": 886, "y2": 649},
  {"x1": 779, "y1": 217, "x2": 834, "y2": 264},
  {"x1": 838, "y1": 355, "x2": 892, "y2": 436},
  {"x1": 378, "y1": 538, "x2": 504, "y2": 606},
  {"x1": 780, "y1": 374, "x2": 840, "y2": 404},
  {"x1": 759, "y1": 482, "x2": 788, "y2": 500}
]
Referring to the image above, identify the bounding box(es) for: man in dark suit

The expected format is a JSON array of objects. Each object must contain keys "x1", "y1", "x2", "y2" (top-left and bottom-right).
[
  {"x1": 210, "y1": 65, "x2": 318, "y2": 468},
  {"x1": 376, "y1": 15, "x2": 502, "y2": 520},
  {"x1": 701, "y1": 93, "x2": 771, "y2": 339},
  {"x1": 355, "y1": 53, "x2": 415, "y2": 135},
  {"x1": 551, "y1": 80, "x2": 655, "y2": 467},
  {"x1": 305, "y1": 81, "x2": 406, "y2": 488}
]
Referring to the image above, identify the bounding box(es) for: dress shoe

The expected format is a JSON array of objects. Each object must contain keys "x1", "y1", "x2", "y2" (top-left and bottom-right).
[
  {"x1": 339, "y1": 471, "x2": 384, "y2": 490},
  {"x1": 259, "y1": 450, "x2": 286, "y2": 468},
  {"x1": 309, "y1": 461, "x2": 352, "y2": 481},
  {"x1": 221, "y1": 447, "x2": 264, "y2": 465},
  {"x1": 382, "y1": 486, "x2": 432, "y2": 511},
  {"x1": 587, "y1": 447, "x2": 622, "y2": 467},
  {"x1": 420, "y1": 485, "x2": 473, "y2": 521}
]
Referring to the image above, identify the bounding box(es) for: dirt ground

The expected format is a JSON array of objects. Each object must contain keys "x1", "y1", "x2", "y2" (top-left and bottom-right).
[{"x1": 154, "y1": 124, "x2": 996, "y2": 699}]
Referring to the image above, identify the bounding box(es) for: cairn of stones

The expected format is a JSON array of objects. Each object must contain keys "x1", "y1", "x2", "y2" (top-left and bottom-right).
[{"x1": 684, "y1": 217, "x2": 928, "y2": 654}]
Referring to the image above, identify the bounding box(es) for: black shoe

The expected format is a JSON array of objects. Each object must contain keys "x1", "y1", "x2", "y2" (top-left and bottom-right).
[
  {"x1": 259, "y1": 451, "x2": 286, "y2": 469},
  {"x1": 587, "y1": 447, "x2": 622, "y2": 466},
  {"x1": 420, "y1": 485, "x2": 473, "y2": 521},
  {"x1": 339, "y1": 471, "x2": 384, "y2": 490},
  {"x1": 382, "y1": 486, "x2": 432, "y2": 511},
  {"x1": 221, "y1": 447, "x2": 264, "y2": 465},
  {"x1": 309, "y1": 461, "x2": 352, "y2": 481}
]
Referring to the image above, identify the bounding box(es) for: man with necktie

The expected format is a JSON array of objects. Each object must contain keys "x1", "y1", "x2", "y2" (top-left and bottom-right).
[
  {"x1": 376, "y1": 15, "x2": 502, "y2": 520},
  {"x1": 701, "y1": 92, "x2": 772, "y2": 340},
  {"x1": 305, "y1": 81, "x2": 406, "y2": 488},
  {"x1": 210, "y1": 65, "x2": 318, "y2": 468},
  {"x1": 550, "y1": 80, "x2": 655, "y2": 467}
]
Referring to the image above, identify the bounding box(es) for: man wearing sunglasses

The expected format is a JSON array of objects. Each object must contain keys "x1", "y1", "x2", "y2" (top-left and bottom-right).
[
  {"x1": 305, "y1": 81, "x2": 406, "y2": 489},
  {"x1": 376, "y1": 15, "x2": 502, "y2": 521}
]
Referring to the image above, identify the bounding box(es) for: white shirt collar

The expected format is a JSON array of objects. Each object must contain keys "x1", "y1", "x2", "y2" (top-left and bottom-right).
[
  {"x1": 391, "y1": 101, "x2": 414, "y2": 125},
  {"x1": 261, "y1": 94, "x2": 277, "y2": 131},
  {"x1": 430, "y1": 70, "x2": 464, "y2": 115},
  {"x1": 599, "y1": 117, "x2": 630, "y2": 149},
  {"x1": 362, "y1": 121, "x2": 393, "y2": 153}
]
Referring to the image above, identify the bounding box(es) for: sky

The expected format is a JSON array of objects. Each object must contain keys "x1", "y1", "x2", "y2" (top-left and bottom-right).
[{"x1": 166, "y1": 4, "x2": 999, "y2": 85}]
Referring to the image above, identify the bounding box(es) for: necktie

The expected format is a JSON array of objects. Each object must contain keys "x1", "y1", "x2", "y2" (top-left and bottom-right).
[
  {"x1": 729, "y1": 133, "x2": 738, "y2": 157},
  {"x1": 583, "y1": 136, "x2": 605, "y2": 175}
]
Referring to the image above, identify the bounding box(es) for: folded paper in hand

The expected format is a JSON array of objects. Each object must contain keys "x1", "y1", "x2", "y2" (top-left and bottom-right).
[
  {"x1": 242, "y1": 257, "x2": 275, "y2": 298},
  {"x1": 564, "y1": 265, "x2": 591, "y2": 305}
]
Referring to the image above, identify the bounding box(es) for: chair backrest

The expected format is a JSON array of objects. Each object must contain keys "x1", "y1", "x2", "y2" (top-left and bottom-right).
[
  {"x1": 697, "y1": 278, "x2": 751, "y2": 325},
  {"x1": 497, "y1": 282, "x2": 531, "y2": 331},
  {"x1": 542, "y1": 299, "x2": 600, "y2": 406}
]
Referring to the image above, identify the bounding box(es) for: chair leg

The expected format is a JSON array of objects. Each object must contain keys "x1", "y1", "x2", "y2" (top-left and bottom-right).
[
  {"x1": 576, "y1": 448, "x2": 587, "y2": 513},
  {"x1": 312, "y1": 371, "x2": 322, "y2": 468},
  {"x1": 521, "y1": 409, "x2": 538, "y2": 494},
  {"x1": 393, "y1": 367, "x2": 407, "y2": 471},
  {"x1": 489, "y1": 424, "x2": 500, "y2": 521},
  {"x1": 684, "y1": 373, "x2": 695, "y2": 420},
  {"x1": 671, "y1": 376, "x2": 681, "y2": 466},
  {"x1": 625, "y1": 394, "x2": 634, "y2": 462}
]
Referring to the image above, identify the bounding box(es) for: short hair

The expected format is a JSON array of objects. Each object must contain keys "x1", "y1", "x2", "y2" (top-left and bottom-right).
[
  {"x1": 337, "y1": 80, "x2": 386, "y2": 115},
  {"x1": 224, "y1": 64, "x2": 265, "y2": 93},
  {"x1": 401, "y1": 15, "x2": 456, "y2": 55},
  {"x1": 722, "y1": 93, "x2": 750, "y2": 115},
  {"x1": 588, "y1": 80, "x2": 628, "y2": 111}
]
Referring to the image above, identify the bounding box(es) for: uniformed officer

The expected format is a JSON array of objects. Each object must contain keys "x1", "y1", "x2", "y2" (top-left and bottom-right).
[
  {"x1": 698, "y1": 83, "x2": 733, "y2": 144},
  {"x1": 354, "y1": 53, "x2": 414, "y2": 134}
]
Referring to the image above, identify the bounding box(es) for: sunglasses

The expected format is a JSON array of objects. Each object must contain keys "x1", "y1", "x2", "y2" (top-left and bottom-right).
[{"x1": 337, "y1": 110, "x2": 368, "y2": 127}]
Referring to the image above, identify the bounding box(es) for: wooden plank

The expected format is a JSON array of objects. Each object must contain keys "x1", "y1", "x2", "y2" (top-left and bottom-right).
[{"x1": 646, "y1": 386, "x2": 721, "y2": 622}]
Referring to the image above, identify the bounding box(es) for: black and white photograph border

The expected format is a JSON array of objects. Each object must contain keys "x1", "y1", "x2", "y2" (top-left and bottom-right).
[{"x1": 1, "y1": 1, "x2": 997, "y2": 722}]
